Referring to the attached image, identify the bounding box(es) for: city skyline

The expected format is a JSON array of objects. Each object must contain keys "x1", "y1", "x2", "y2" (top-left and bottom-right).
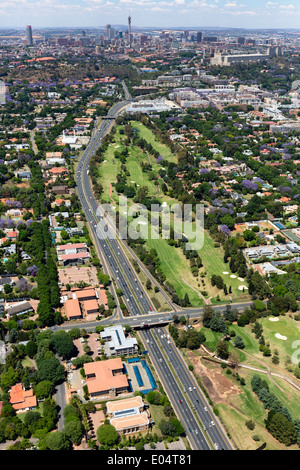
[{"x1": 0, "y1": 0, "x2": 300, "y2": 30}]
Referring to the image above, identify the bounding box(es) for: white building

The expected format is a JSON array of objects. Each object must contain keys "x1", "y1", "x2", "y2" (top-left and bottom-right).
[{"x1": 100, "y1": 325, "x2": 138, "y2": 357}]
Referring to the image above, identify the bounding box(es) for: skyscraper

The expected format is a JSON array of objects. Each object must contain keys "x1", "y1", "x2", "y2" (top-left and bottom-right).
[
  {"x1": 26, "y1": 25, "x2": 33, "y2": 46},
  {"x1": 106, "y1": 24, "x2": 111, "y2": 39},
  {"x1": 128, "y1": 14, "x2": 132, "y2": 46},
  {"x1": 196, "y1": 31, "x2": 202, "y2": 43}
]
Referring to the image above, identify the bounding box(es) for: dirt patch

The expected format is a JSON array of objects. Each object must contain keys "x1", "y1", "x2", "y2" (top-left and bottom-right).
[{"x1": 186, "y1": 351, "x2": 241, "y2": 405}]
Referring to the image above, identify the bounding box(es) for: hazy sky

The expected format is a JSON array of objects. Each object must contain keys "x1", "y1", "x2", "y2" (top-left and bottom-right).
[{"x1": 1, "y1": 0, "x2": 300, "y2": 29}]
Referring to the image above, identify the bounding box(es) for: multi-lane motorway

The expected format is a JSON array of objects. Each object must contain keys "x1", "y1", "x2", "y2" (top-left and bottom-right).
[{"x1": 74, "y1": 98, "x2": 234, "y2": 450}]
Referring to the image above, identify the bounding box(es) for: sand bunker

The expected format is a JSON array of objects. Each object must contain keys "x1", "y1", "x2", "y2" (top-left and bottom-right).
[
  {"x1": 238, "y1": 285, "x2": 248, "y2": 290},
  {"x1": 223, "y1": 271, "x2": 229, "y2": 275},
  {"x1": 230, "y1": 274, "x2": 237, "y2": 278},
  {"x1": 275, "y1": 333, "x2": 287, "y2": 340},
  {"x1": 269, "y1": 317, "x2": 279, "y2": 322}
]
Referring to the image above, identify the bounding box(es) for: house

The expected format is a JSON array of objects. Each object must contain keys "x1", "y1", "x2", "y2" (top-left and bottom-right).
[
  {"x1": 84, "y1": 358, "x2": 129, "y2": 398},
  {"x1": 0, "y1": 276, "x2": 14, "y2": 293},
  {"x1": 48, "y1": 167, "x2": 69, "y2": 177},
  {"x1": 7, "y1": 231, "x2": 17, "y2": 241},
  {"x1": 9, "y1": 383, "x2": 37, "y2": 413},
  {"x1": 52, "y1": 185, "x2": 69, "y2": 195}
]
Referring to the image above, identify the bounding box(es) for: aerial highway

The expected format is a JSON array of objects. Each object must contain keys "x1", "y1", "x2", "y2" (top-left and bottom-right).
[{"x1": 74, "y1": 97, "x2": 234, "y2": 450}]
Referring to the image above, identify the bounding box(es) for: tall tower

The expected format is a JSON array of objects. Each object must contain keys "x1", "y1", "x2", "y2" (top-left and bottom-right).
[
  {"x1": 128, "y1": 14, "x2": 132, "y2": 46},
  {"x1": 26, "y1": 25, "x2": 33, "y2": 46}
]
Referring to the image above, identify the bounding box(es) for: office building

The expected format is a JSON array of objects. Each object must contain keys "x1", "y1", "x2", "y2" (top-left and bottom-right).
[
  {"x1": 100, "y1": 324, "x2": 138, "y2": 357},
  {"x1": 84, "y1": 358, "x2": 129, "y2": 398},
  {"x1": 26, "y1": 25, "x2": 33, "y2": 46},
  {"x1": 210, "y1": 46, "x2": 281, "y2": 66},
  {"x1": 196, "y1": 31, "x2": 202, "y2": 43},
  {"x1": 107, "y1": 396, "x2": 152, "y2": 435}
]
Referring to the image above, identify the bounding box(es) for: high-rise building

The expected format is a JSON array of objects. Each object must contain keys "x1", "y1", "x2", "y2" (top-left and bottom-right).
[
  {"x1": 196, "y1": 31, "x2": 202, "y2": 43},
  {"x1": 140, "y1": 35, "x2": 147, "y2": 46},
  {"x1": 128, "y1": 14, "x2": 132, "y2": 46},
  {"x1": 26, "y1": 25, "x2": 33, "y2": 46},
  {"x1": 106, "y1": 24, "x2": 111, "y2": 39}
]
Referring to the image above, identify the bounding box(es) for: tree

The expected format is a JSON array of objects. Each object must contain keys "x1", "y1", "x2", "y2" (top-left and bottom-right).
[
  {"x1": 51, "y1": 331, "x2": 77, "y2": 360},
  {"x1": 203, "y1": 305, "x2": 214, "y2": 328},
  {"x1": 266, "y1": 411, "x2": 297, "y2": 446},
  {"x1": 159, "y1": 420, "x2": 176, "y2": 437},
  {"x1": 34, "y1": 380, "x2": 54, "y2": 400},
  {"x1": 216, "y1": 340, "x2": 229, "y2": 360},
  {"x1": 37, "y1": 357, "x2": 65, "y2": 385},
  {"x1": 97, "y1": 424, "x2": 119, "y2": 446},
  {"x1": 170, "y1": 418, "x2": 185, "y2": 436},
  {"x1": 234, "y1": 336, "x2": 245, "y2": 349},
  {"x1": 63, "y1": 420, "x2": 84, "y2": 445},
  {"x1": 44, "y1": 430, "x2": 72, "y2": 450}
]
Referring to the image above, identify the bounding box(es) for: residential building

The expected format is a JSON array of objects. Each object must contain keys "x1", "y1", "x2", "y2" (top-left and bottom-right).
[{"x1": 9, "y1": 383, "x2": 37, "y2": 413}]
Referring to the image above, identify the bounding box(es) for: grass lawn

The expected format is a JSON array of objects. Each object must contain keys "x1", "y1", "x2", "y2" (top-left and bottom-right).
[
  {"x1": 229, "y1": 314, "x2": 300, "y2": 370},
  {"x1": 259, "y1": 315, "x2": 300, "y2": 361},
  {"x1": 97, "y1": 121, "x2": 177, "y2": 204},
  {"x1": 200, "y1": 327, "x2": 223, "y2": 351},
  {"x1": 131, "y1": 121, "x2": 177, "y2": 163},
  {"x1": 198, "y1": 230, "x2": 250, "y2": 303},
  {"x1": 145, "y1": 236, "x2": 203, "y2": 306},
  {"x1": 224, "y1": 371, "x2": 300, "y2": 449},
  {"x1": 147, "y1": 404, "x2": 164, "y2": 438}
]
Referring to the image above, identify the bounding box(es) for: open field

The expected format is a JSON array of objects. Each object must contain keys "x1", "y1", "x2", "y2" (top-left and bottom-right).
[{"x1": 145, "y1": 236, "x2": 203, "y2": 306}]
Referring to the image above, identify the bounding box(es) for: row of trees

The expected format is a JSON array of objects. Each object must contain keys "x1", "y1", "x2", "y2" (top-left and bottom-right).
[{"x1": 251, "y1": 374, "x2": 300, "y2": 447}]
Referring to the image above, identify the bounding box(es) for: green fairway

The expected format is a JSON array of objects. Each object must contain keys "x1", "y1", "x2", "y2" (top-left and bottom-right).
[
  {"x1": 97, "y1": 123, "x2": 171, "y2": 203},
  {"x1": 198, "y1": 230, "x2": 250, "y2": 303},
  {"x1": 145, "y1": 236, "x2": 203, "y2": 306},
  {"x1": 259, "y1": 315, "x2": 300, "y2": 362},
  {"x1": 131, "y1": 120, "x2": 177, "y2": 163}
]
